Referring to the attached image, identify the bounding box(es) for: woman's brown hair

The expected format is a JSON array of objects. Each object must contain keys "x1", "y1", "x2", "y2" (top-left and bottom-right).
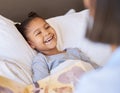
[{"x1": 86, "y1": 0, "x2": 120, "y2": 45}]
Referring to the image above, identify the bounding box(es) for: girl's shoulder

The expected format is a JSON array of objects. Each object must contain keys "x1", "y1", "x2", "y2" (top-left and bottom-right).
[
  {"x1": 66, "y1": 48, "x2": 81, "y2": 53},
  {"x1": 33, "y1": 52, "x2": 46, "y2": 61}
]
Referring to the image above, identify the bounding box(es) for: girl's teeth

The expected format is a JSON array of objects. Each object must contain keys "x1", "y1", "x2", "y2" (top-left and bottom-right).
[{"x1": 45, "y1": 36, "x2": 53, "y2": 43}]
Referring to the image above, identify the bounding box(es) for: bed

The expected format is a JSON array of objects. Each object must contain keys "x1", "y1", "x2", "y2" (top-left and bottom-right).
[{"x1": 0, "y1": 0, "x2": 112, "y2": 90}]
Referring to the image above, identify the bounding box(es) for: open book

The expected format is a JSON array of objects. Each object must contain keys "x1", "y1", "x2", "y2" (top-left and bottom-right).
[{"x1": 0, "y1": 60, "x2": 94, "y2": 93}]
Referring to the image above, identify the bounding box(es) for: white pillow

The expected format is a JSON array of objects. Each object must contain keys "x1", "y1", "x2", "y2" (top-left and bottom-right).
[
  {"x1": 0, "y1": 15, "x2": 36, "y2": 85},
  {"x1": 46, "y1": 9, "x2": 112, "y2": 66},
  {"x1": 65, "y1": 9, "x2": 76, "y2": 15},
  {"x1": 0, "y1": 57, "x2": 32, "y2": 85},
  {"x1": 0, "y1": 9, "x2": 76, "y2": 84}
]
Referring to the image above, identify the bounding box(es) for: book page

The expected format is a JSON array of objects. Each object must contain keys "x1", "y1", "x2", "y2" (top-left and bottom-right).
[
  {"x1": 51, "y1": 60, "x2": 94, "y2": 74},
  {"x1": 26, "y1": 60, "x2": 94, "y2": 93}
]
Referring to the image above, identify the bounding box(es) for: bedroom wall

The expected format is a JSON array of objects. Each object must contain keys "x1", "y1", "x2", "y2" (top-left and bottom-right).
[{"x1": 0, "y1": 0, "x2": 84, "y2": 22}]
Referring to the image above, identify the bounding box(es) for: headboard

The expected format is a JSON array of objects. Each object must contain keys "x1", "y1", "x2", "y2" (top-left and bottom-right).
[{"x1": 0, "y1": 0, "x2": 84, "y2": 22}]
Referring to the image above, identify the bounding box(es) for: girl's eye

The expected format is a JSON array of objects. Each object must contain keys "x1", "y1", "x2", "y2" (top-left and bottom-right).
[
  {"x1": 45, "y1": 25, "x2": 50, "y2": 29},
  {"x1": 35, "y1": 31, "x2": 41, "y2": 36}
]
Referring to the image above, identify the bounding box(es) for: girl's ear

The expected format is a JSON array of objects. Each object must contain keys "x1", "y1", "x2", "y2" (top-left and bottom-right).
[{"x1": 27, "y1": 40, "x2": 36, "y2": 49}]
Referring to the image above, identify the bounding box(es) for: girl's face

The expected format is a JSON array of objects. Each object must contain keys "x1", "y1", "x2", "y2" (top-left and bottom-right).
[{"x1": 26, "y1": 18, "x2": 57, "y2": 53}]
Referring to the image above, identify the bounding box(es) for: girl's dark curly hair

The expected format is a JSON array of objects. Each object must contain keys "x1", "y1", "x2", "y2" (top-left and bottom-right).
[{"x1": 15, "y1": 11, "x2": 42, "y2": 40}]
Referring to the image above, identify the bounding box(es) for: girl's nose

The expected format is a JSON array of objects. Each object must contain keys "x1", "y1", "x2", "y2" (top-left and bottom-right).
[{"x1": 42, "y1": 30, "x2": 50, "y2": 36}]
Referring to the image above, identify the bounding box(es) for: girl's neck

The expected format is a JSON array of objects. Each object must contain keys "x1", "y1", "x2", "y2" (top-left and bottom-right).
[{"x1": 42, "y1": 47, "x2": 64, "y2": 56}]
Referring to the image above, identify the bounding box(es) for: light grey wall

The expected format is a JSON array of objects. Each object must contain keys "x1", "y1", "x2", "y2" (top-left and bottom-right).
[{"x1": 0, "y1": 0, "x2": 84, "y2": 22}]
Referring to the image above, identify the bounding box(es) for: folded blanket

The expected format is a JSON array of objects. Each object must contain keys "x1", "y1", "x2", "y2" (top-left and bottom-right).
[
  {"x1": 27, "y1": 60, "x2": 95, "y2": 93},
  {"x1": 0, "y1": 60, "x2": 95, "y2": 93}
]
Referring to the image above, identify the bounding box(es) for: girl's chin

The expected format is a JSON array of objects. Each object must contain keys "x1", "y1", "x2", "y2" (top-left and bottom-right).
[
  {"x1": 46, "y1": 42, "x2": 57, "y2": 47},
  {"x1": 48, "y1": 45, "x2": 57, "y2": 50},
  {"x1": 48, "y1": 46, "x2": 57, "y2": 50}
]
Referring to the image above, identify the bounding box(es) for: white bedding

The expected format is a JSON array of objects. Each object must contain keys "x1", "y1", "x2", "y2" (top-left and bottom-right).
[
  {"x1": 0, "y1": 57, "x2": 32, "y2": 85},
  {"x1": 47, "y1": 9, "x2": 112, "y2": 65},
  {"x1": 0, "y1": 9, "x2": 112, "y2": 85}
]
